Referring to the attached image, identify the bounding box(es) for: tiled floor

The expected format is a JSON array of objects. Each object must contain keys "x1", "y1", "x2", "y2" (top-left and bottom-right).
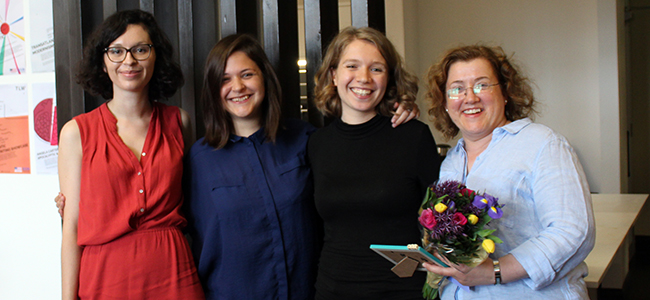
[{"x1": 597, "y1": 236, "x2": 650, "y2": 300}]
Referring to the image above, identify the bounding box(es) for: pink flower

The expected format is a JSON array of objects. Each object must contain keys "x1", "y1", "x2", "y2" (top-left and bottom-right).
[
  {"x1": 419, "y1": 208, "x2": 437, "y2": 230},
  {"x1": 453, "y1": 212, "x2": 468, "y2": 226}
]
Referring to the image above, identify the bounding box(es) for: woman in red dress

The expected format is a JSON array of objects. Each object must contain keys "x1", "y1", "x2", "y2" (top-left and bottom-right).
[{"x1": 59, "y1": 10, "x2": 204, "y2": 299}]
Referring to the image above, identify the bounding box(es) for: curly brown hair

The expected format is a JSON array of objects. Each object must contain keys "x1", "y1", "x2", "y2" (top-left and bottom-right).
[
  {"x1": 425, "y1": 45, "x2": 537, "y2": 140},
  {"x1": 75, "y1": 9, "x2": 183, "y2": 101},
  {"x1": 314, "y1": 27, "x2": 418, "y2": 118}
]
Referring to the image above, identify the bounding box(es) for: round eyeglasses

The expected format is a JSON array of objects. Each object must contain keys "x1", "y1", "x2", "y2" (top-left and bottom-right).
[
  {"x1": 447, "y1": 82, "x2": 499, "y2": 100},
  {"x1": 104, "y1": 44, "x2": 154, "y2": 63}
]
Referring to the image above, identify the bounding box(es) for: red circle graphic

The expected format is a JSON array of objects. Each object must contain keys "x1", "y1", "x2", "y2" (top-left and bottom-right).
[{"x1": 0, "y1": 23, "x2": 9, "y2": 35}]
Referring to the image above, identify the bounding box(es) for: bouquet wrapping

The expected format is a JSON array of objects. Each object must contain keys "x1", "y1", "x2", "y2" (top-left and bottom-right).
[{"x1": 419, "y1": 180, "x2": 503, "y2": 299}]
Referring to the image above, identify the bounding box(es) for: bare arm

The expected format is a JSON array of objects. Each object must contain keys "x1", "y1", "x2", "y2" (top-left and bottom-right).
[
  {"x1": 59, "y1": 120, "x2": 83, "y2": 300},
  {"x1": 179, "y1": 108, "x2": 194, "y2": 155}
]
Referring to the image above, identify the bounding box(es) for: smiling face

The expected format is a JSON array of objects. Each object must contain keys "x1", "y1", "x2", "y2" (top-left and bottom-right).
[
  {"x1": 220, "y1": 51, "x2": 265, "y2": 124},
  {"x1": 332, "y1": 39, "x2": 388, "y2": 124},
  {"x1": 445, "y1": 58, "x2": 509, "y2": 141},
  {"x1": 103, "y1": 24, "x2": 156, "y2": 97}
]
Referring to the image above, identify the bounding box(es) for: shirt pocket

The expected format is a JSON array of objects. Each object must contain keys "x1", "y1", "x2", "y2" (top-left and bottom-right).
[
  {"x1": 493, "y1": 170, "x2": 531, "y2": 230},
  {"x1": 209, "y1": 176, "x2": 250, "y2": 215},
  {"x1": 277, "y1": 155, "x2": 307, "y2": 175},
  {"x1": 274, "y1": 155, "x2": 312, "y2": 206}
]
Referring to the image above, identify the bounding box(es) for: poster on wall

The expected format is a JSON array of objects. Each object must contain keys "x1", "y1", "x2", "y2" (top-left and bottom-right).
[
  {"x1": 0, "y1": 0, "x2": 26, "y2": 75},
  {"x1": 0, "y1": 83, "x2": 30, "y2": 173},
  {"x1": 32, "y1": 82, "x2": 56, "y2": 174},
  {"x1": 29, "y1": 0, "x2": 53, "y2": 73}
]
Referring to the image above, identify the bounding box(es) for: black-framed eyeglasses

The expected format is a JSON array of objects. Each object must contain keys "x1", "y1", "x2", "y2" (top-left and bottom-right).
[
  {"x1": 103, "y1": 44, "x2": 154, "y2": 63},
  {"x1": 447, "y1": 82, "x2": 500, "y2": 100}
]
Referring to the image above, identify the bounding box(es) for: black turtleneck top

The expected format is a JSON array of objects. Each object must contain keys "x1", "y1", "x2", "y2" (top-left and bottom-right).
[{"x1": 308, "y1": 114, "x2": 441, "y2": 300}]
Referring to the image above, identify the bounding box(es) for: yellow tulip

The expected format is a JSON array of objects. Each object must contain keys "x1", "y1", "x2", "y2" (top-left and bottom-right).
[
  {"x1": 434, "y1": 203, "x2": 447, "y2": 213},
  {"x1": 482, "y1": 239, "x2": 495, "y2": 253},
  {"x1": 468, "y1": 214, "x2": 479, "y2": 225}
]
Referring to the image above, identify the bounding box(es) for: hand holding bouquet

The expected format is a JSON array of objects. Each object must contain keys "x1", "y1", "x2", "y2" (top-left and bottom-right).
[{"x1": 419, "y1": 180, "x2": 503, "y2": 299}]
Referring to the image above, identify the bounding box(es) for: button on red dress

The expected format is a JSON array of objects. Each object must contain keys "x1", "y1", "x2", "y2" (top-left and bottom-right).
[{"x1": 74, "y1": 102, "x2": 204, "y2": 299}]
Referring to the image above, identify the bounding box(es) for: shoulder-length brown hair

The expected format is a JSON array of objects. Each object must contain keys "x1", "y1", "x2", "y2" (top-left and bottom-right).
[
  {"x1": 314, "y1": 27, "x2": 418, "y2": 118},
  {"x1": 426, "y1": 45, "x2": 537, "y2": 140},
  {"x1": 201, "y1": 34, "x2": 282, "y2": 149},
  {"x1": 75, "y1": 9, "x2": 183, "y2": 101}
]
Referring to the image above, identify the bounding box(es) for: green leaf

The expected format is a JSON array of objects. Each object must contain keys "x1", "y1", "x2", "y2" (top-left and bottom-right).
[
  {"x1": 476, "y1": 229, "x2": 496, "y2": 237},
  {"x1": 422, "y1": 283, "x2": 439, "y2": 300},
  {"x1": 421, "y1": 187, "x2": 433, "y2": 208},
  {"x1": 488, "y1": 235, "x2": 503, "y2": 244}
]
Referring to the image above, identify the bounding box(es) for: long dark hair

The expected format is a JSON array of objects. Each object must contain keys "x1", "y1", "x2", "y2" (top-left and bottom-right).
[
  {"x1": 76, "y1": 9, "x2": 183, "y2": 100},
  {"x1": 201, "y1": 34, "x2": 282, "y2": 149}
]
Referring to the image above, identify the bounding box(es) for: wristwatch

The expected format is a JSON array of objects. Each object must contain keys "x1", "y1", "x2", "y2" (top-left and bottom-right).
[{"x1": 492, "y1": 259, "x2": 502, "y2": 285}]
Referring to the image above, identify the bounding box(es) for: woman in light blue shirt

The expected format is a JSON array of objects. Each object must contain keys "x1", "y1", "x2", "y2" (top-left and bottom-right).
[{"x1": 423, "y1": 45, "x2": 595, "y2": 299}]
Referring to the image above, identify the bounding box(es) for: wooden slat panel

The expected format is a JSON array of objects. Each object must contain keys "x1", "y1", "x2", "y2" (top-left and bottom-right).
[
  {"x1": 276, "y1": 0, "x2": 300, "y2": 119},
  {"x1": 153, "y1": 0, "x2": 181, "y2": 108},
  {"x1": 235, "y1": 1, "x2": 258, "y2": 37},
  {"x1": 350, "y1": 0, "x2": 385, "y2": 33},
  {"x1": 262, "y1": 0, "x2": 300, "y2": 119},
  {"x1": 140, "y1": 0, "x2": 154, "y2": 13},
  {"x1": 303, "y1": 0, "x2": 339, "y2": 127},
  {"x1": 220, "y1": 0, "x2": 237, "y2": 37},
  {"x1": 53, "y1": 0, "x2": 85, "y2": 134},
  {"x1": 54, "y1": 0, "x2": 387, "y2": 135},
  {"x1": 178, "y1": 0, "x2": 196, "y2": 136},
  {"x1": 81, "y1": 2, "x2": 108, "y2": 112},
  {"x1": 262, "y1": 0, "x2": 280, "y2": 68},
  {"x1": 190, "y1": 1, "x2": 219, "y2": 138},
  {"x1": 103, "y1": 0, "x2": 117, "y2": 19}
]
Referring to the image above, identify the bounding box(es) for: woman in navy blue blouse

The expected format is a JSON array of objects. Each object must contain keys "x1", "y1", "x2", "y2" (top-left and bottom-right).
[{"x1": 184, "y1": 34, "x2": 320, "y2": 300}]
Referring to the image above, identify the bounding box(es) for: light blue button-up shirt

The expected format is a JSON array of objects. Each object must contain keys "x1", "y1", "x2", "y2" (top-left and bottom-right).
[{"x1": 439, "y1": 118, "x2": 595, "y2": 300}]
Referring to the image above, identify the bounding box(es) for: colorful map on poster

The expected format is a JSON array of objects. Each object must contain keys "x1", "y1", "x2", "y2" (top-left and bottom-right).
[{"x1": 0, "y1": 0, "x2": 25, "y2": 75}]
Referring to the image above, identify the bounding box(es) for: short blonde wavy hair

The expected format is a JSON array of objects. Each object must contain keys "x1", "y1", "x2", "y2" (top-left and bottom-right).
[{"x1": 314, "y1": 27, "x2": 418, "y2": 118}]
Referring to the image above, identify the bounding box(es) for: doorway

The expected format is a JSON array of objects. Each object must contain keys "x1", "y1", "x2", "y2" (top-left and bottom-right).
[{"x1": 626, "y1": 0, "x2": 650, "y2": 194}]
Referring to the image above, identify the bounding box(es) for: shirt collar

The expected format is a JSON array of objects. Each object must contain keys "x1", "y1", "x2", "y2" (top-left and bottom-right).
[
  {"x1": 228, "y1": 126, "x2": 266, "y2": 144},
  {"x1": 455, "y1": 118, "x2": 532, "y2": 150},
  {"x1": 496, "y1": 117, "x2": 532, "y2": 136}
]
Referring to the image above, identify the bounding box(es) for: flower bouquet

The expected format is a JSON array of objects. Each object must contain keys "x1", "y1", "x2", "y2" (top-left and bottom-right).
[{"x1": 419, "y1": 180, "x2": 503, "y2": 299}]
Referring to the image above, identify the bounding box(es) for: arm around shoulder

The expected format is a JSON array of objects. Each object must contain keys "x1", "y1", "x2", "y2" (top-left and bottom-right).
[{"x1": 58, "y1": 120, "x2": 83, "y2": 300}]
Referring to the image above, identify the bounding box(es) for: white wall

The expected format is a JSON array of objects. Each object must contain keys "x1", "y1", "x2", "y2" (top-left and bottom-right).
[
  {"x1": 387, "y1": 0, "x2": 623, "y2": 193},
  {"x1": 0, "y1": 174, "x2": 61, "y2": 299}
]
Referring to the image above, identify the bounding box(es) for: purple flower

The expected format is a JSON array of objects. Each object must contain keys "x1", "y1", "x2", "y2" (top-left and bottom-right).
[
  {"x1": 473, "y1": 193, "x2": 503, "y2": 219},
  {"x1": 432, "y1": 180, "x2": 463, "y2": 199},
  {"x1": 429, "y1": 210, "x2": 463, "y2": 240},
  {"x1": 488, "y1": 205, "x2": 503, "y2": 219},
  {"x1": 473, "y1": 194, "x2": 494, "y2": 209}
]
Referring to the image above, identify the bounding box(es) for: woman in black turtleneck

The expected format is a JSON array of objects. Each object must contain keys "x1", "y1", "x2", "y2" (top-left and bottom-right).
[{"x1": 308, "y1": 26, "x2": 441, "y2": 300}]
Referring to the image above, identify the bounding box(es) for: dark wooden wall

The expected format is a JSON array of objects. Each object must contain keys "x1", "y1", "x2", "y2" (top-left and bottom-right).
[{"x1": 53, "y1": 0, "x2": 385, "y2": 137}]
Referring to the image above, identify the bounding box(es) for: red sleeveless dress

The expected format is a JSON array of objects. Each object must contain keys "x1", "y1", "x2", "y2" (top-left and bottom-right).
[{"x1": 74, "y1": 102, "x2": 204, "y2": 299}]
